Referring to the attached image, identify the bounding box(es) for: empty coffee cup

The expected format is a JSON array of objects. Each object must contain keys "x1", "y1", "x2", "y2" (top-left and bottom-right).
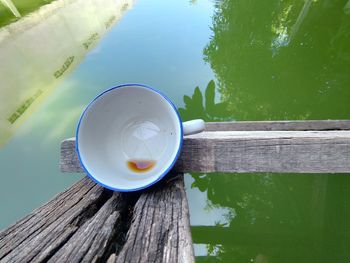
[{"x1": 76, "y1": 84, "x2": 204, "y2": 192}]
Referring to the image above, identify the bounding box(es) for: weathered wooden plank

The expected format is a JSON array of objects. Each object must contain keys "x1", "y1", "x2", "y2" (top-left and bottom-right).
[
  {"x1": 62, "y1": 121, "x2": 350, "y2": 172},
  {"x1": 205, "y1": 120, "x2": 350, "y2": 131},
  {"x1": 0, "y1": 178, "x2": 92, "y2": 250},
  {"x1": 47, "y1": 193, "x2": 123, "y2": 263},
  {"x1": 0, "y1": 177, "x2": 98, "y2": 261},
  {"x1": 114, "y1": 175, "x2": 195, "y2": 263},
  {"x1": 178, "y1": 131, "x2": 350, "y2": 173},
  {"x1": 0, "y1": 175, "x2": 194, "y2": 262},
  {"x1": 60, "y1": 137, "x2": 80, "y2": 173},
  {"x1": 0, "y1": 177, "x2": 115, "y2": 263},
  {"x1": 61, "y1": 131, "x2": 350, "y2": 173}
]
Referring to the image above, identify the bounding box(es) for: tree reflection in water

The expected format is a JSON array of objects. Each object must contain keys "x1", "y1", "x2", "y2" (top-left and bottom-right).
[
  {"x1": 180, "y1": 83, "x2": 350, "y2": 262},
  {"x1": 180, "y1": 0, "x2": 350, "y2": 257},
  {"x1": 179, "y1": 82, "x2": 318, "y2": 261},
  {"x1": 203, "y1": 0, "x2": 350, "y2": 121},
  {"x1": 179, "y1": 80, "x2": 231, "y2": 122}
]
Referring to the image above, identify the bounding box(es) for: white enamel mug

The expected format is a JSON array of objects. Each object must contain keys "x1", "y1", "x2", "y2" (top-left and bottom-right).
[{"x1": 76, "y1": 84, "x2": 204, "y2": 192}]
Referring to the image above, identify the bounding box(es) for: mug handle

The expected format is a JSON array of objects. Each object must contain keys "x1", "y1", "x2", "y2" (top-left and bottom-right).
[{"x1": 183, "y1": 119, "x2": 205, "y2": 136}]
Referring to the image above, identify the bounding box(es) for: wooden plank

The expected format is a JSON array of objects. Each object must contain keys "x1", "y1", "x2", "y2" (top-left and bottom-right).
[
  {"x1": 205, "y1": 120, "x2": 350, "y2": 131},
  {"x1": 0, "y1": 175, "x2": 194, "y2": 262},
  {"x1": 47, "y1": 193, "x2": 123, "y2": 263},
  {"x1": 0, "y1": 177, "x2": 116, "y2": 263},
  {"x1": 61, "y1": 120, "x2": 350, "y2": 172},
  {"x1": 0, "y1": 178, "x2": 97, "y2": 259},
  {"x1": 114, "y1": 175, "x2": 195, "y2": 263},
  {"x1": 178, "y1": 131, "x2": 350, "y2": 173},
  {"x1": 60, "y1": 137, "x2": 80, "y2": 173},
  {"x1": 61, "y1": 131, "x2": 350, "y2": 173}
]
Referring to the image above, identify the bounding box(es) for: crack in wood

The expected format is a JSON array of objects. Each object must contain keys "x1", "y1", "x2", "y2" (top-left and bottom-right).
[
  {"x1": 1, "y1": 176, "x2": 192, "y2": 263},
  {"x1": 0, "y1": 180, "x2": 112, "y2": 262}
]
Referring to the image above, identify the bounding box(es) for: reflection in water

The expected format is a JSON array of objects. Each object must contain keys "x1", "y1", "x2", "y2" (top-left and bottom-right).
[
  {"x1": 0, "y1": 0, "x2": 133, "y2": 146},
  {"x1": 0, "y1": 0, "x2": 214, "y2": 231},
  {"x1": 204, "y1": 0, "x2": 350, "y2": 121},
  {"x1": 0, "y1": 0, "x2": 349, "y2": 260},
  {"x1": 0, "y1": 0, "x2": 21, "y2": 17},
  {"x1": 178, "y1": 80, "x2": 231, "y2": 122},
  {"x1": 345, "y1": 0, "x2": 350, "y2": 14},
  {"x1": 188, "y1": 163, "x2": 350, "y2": 261},
  {"x1": 180, "y1": 0, "x2": 350, "y2": 261}
]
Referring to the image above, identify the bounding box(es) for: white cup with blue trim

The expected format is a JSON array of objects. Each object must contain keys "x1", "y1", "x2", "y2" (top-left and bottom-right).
[{"x1": 76, "y1": 84, "x2": 205, "y2": 192}]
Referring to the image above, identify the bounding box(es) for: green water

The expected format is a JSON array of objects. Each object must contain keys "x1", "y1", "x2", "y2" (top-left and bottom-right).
[
  {"x1": 0, "y1": 0, "x2": 56, "y2": 27},
  {"x1": 0, "y1": 0, "x2": 350, "y2": 262}
]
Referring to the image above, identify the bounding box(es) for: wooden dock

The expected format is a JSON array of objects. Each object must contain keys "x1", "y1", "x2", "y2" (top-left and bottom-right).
[{"x1": 1, "y1": 120, "x2": 350, "y2": 263}]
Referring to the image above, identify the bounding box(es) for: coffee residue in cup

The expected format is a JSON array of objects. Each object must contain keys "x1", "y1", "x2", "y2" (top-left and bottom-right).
[{"x1": 127, "y1": 159, "x2": 156, "y2": 173}]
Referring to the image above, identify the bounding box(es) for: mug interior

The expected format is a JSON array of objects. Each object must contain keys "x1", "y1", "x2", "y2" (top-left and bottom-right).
[{"x1": 77, "y1": 85, "x2": 182, "y2": 191}]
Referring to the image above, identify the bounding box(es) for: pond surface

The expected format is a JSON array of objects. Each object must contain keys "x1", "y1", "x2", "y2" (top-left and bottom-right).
[{"x1": 0, "y1": 0, "x2": 350, "y2": 262}]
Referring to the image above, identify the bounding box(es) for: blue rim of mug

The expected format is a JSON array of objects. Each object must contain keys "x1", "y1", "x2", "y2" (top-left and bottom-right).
[{"x1": 76, "y1": 83, "x2": 184, "y2": 192}]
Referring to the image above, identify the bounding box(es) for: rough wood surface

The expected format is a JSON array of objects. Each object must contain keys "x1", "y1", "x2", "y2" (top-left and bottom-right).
[
  {"x1": 60, "y1": 137, "x2": 80, "y2": 173},
  {"x1": 205, "y1": 120, "x2": 350, "y2": 131},
  {"x1": 5, "y1": 121, "x2": 349, "y2": 262},
  {"x1": 0, "y1": 177, "x2": 113, "y2": 263},
  {"x1": 47, "y1": 193, "x2": 123, "y2": 263},
  {"x1": 0, "y1": 175, "x2": 194, "y2": 263},
  {"x1": 114, "y1": 175, "x2": 194, "y2": 263},
  {"x1": 61, "y1": 131, "x2": 350, "y2": 173}
]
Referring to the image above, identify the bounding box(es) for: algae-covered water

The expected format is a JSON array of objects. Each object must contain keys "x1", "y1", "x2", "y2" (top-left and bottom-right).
[{"x1": 0, "y1": 0, "x2": 349, "y2": 262}]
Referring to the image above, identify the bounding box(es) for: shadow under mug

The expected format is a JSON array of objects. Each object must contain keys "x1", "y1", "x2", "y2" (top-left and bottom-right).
[{"x1": 76, "y1": 84, "x2": 205, "y2": 192}]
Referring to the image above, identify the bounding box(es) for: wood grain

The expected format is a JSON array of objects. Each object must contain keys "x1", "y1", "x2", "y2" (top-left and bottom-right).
[
  {"x1": 0, "y1": 176, "x2": 194, "y2": 263},
  {"x1": 61, "y1": 131, "x2": 350, "y2": 173},
  {"x1": 115, "y1": 175, "x2": 194, "y2": 263},
  {"x1": 47, "y1": 193, "x2": 123, "y2": 263},
  {"x1": 4, "y1": 120, "x2": 349, "y2": 262},
  {"x1": 0, "y1": 177, "x2": 112, "y2": 262}
]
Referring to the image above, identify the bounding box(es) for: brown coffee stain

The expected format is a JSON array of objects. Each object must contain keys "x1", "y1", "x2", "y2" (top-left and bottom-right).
[{"x1": 127, "y1": 159, "x2": 156, "y2": 173}]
